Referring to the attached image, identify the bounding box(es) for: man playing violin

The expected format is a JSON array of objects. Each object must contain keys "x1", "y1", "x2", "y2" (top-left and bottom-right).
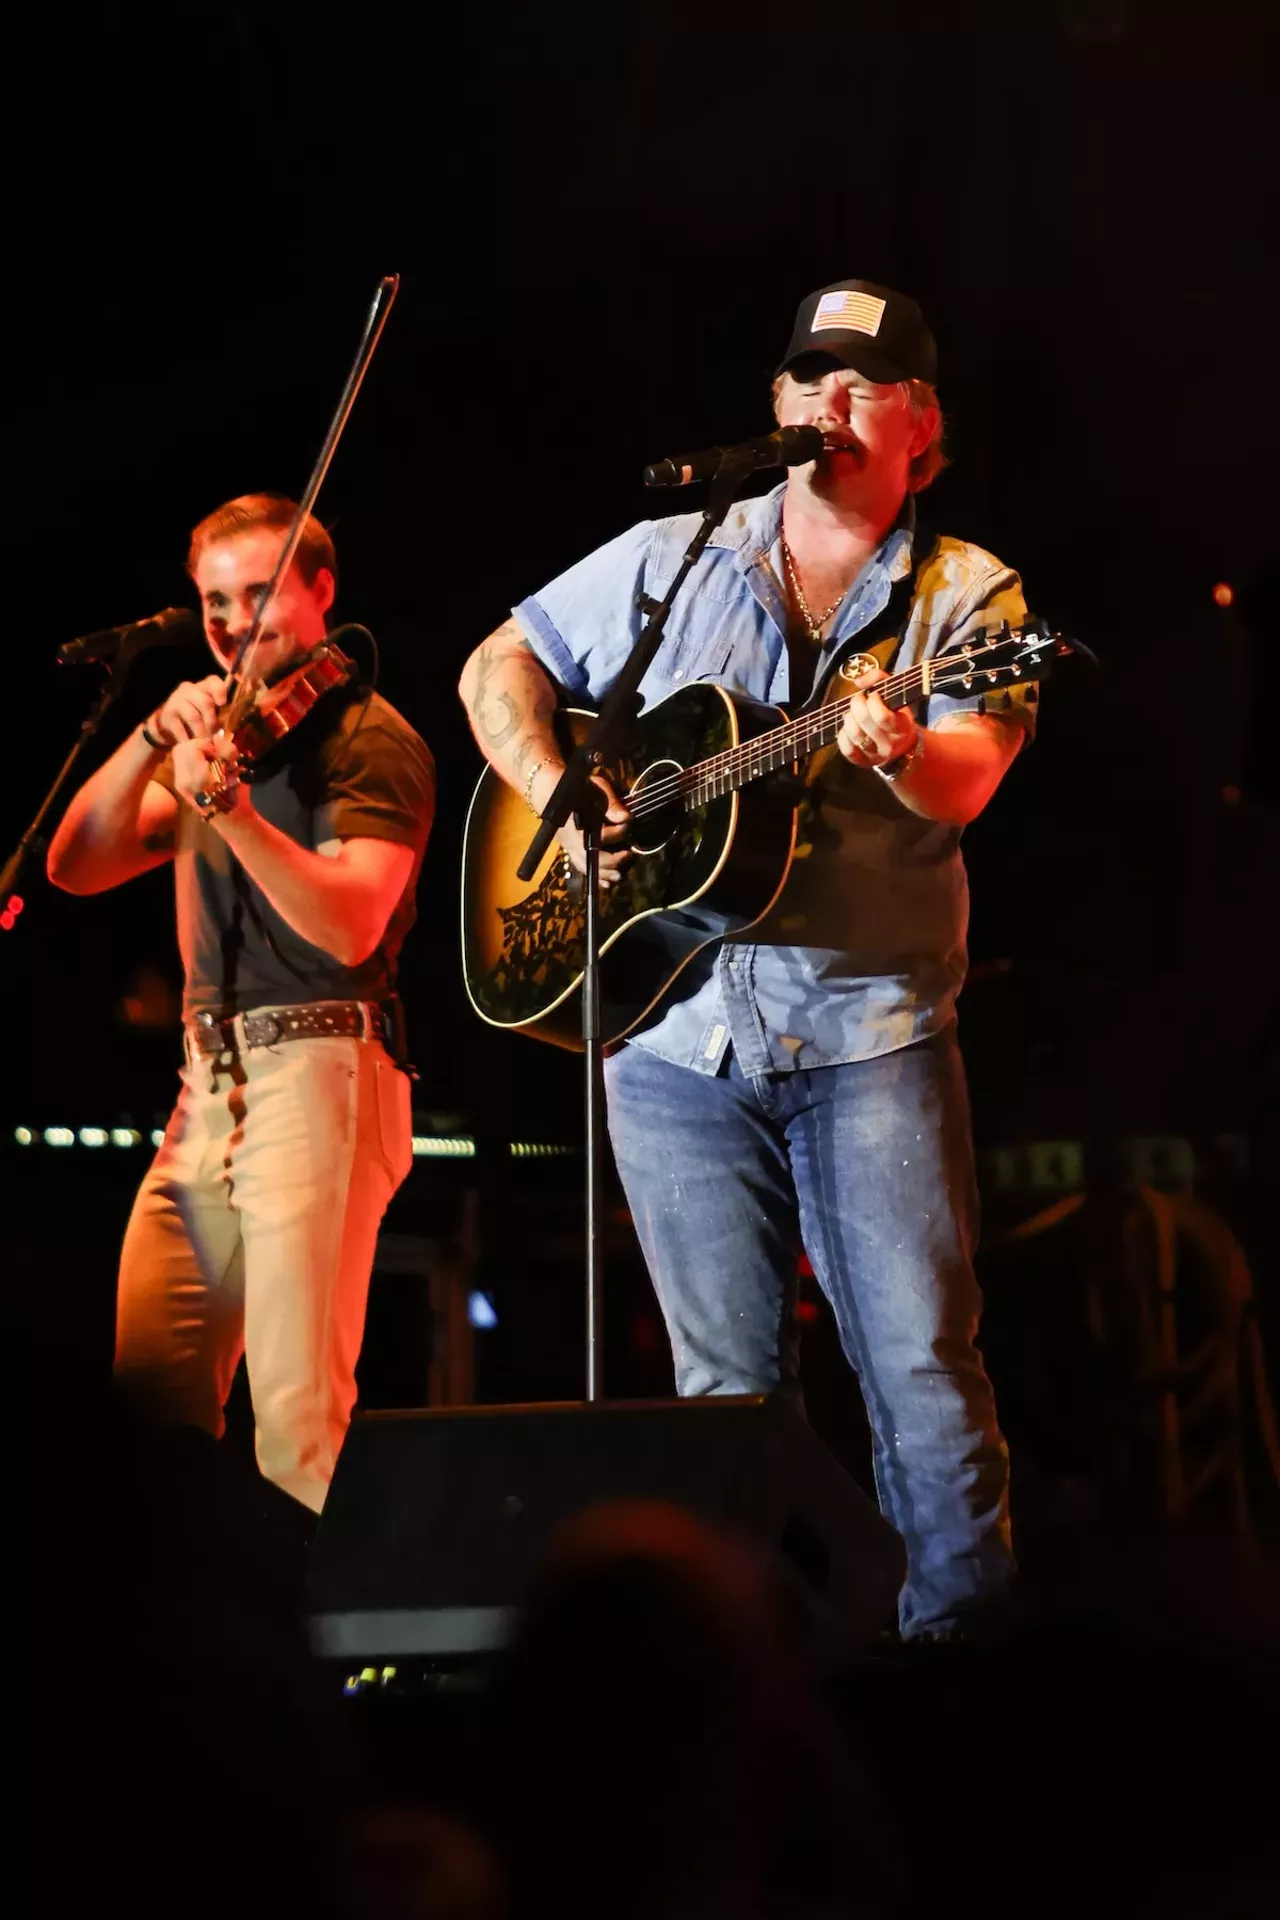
[
  {"x1": 460, "y1": 280, "x2": 1038, "y2": 1642},
  {"x1": 48, "y1": 494, "x2": 435, "y2": 1518}
]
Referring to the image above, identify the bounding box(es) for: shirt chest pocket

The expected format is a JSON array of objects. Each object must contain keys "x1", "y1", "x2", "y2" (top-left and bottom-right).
[{"x1": 640, "y1": 592, "x2": 755, "y2": 702}]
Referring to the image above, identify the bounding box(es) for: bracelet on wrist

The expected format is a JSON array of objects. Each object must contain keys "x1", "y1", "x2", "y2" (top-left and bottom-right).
[
  {"x1": 522, "y1": 755, "x2": 561, "y2": 810},
  {"x1": 140, "y1": 715, "x2": 168, "y2": 753}
]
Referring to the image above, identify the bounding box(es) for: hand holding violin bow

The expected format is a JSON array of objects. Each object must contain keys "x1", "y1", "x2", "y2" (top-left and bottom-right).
[{"x1": 168, "y1": 642, "x2": 360, "y2": 823}]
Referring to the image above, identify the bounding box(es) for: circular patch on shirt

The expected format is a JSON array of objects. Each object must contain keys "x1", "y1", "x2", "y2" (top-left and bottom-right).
[{"x1": 838, "y1": 653, "x2": 881, "y2": 684}]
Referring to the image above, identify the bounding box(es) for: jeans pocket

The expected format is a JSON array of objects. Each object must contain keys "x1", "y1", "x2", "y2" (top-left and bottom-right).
[{"x1": 373, "y1": 1053, "x2": 413, "y2": 1188}]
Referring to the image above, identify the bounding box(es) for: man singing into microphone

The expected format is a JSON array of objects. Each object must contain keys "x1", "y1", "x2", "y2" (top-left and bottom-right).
[
  {"x1": 459, "y1": 280, "x2": 1037, "y2": 1641},
  {"x1": 48, "y1": 494, "x2": 434, "y2": 1518}
]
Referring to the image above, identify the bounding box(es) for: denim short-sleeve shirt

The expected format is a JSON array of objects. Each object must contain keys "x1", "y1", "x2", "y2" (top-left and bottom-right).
[{"x1": 514, "y1": 484, "x2": 1033, "y2": 1075}]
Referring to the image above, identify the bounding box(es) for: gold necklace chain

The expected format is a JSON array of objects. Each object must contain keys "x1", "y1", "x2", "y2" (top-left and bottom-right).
[{"x1": 781, "y1": 537, "x2": 846, "y2": 643}]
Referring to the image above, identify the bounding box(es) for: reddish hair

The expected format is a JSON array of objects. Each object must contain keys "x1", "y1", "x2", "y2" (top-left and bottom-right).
[{"x1": 186, "y1": 493, "x2": 337, "y2": 586}]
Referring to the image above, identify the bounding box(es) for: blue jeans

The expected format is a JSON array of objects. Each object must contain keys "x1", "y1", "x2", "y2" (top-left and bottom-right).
[{"x1": 604, "y1": 1028, "x2": 1013, "y2": 1636}]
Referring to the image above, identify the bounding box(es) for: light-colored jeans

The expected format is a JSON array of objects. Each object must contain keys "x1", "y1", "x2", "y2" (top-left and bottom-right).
[
  {"x1": 115, "y1": 1016, "x2": 414, "y2": 1513},
  {"x1": 605, "y1": 1027, "x2": 1014, "y2": 1637}
]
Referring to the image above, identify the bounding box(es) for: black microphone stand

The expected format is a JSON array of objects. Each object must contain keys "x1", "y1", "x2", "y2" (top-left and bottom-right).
[
  {"x1": 516, "y1": 453, "x2": 756, "y2": 1401},
  {"x1": 0, "y1": 644, "x2": 143, "y2": 925}
]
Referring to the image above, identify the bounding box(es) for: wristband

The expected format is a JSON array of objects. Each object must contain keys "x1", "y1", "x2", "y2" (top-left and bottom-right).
[{"x1": 140, "y1": 716, "x2": 168, "y2": 753}]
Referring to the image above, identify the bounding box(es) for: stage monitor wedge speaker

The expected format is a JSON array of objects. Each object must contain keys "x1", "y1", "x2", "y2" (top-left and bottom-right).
[{"x1": 308, "y1": 1395, "x2": 906, "y2": 1662}]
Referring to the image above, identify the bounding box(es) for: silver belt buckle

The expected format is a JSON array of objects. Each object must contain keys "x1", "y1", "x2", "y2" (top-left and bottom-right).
[{"x1": 248, "y1": 1012, "x2": 282, "y2": 1047}]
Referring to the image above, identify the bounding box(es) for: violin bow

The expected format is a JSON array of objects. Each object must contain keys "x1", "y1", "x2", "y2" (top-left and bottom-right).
[{"x1": 221, "y1": 272, "x2": 401, "y2": 728}]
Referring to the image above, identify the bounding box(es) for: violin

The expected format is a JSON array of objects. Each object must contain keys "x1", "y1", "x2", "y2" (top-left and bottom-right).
[{"x1": 193, "y1": 637, "x2": 357, "y2": 818}]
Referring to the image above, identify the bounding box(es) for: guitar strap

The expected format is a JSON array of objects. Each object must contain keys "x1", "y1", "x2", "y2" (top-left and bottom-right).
[{"x1": 806, "y1": 519, "x2": 942, "y2": 714}]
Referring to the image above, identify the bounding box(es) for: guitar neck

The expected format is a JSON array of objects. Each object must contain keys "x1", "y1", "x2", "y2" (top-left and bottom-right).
[{"x1": 680, "y1": 660, "x2": 922, "y2": 808}]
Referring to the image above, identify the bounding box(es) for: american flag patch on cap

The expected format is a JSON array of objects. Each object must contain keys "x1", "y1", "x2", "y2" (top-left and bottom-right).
[{"x1": 811, "y1": 290, "x2": 887, "y2": 338}]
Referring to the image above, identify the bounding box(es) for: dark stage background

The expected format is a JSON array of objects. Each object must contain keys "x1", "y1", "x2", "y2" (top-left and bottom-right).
[{"x1": 4, "y1": 2, "x2": 1278, "y2": 1514}]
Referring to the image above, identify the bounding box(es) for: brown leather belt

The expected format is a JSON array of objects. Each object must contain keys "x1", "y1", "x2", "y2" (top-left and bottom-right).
[{"x1": 186, "y1": 999, "x2": 391, "y2": 1058}]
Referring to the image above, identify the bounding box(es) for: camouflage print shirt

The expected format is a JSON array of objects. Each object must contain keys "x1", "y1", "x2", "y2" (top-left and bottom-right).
[{"x1": 514, "y1": 485, "x2": 1035, "y2": 1076}]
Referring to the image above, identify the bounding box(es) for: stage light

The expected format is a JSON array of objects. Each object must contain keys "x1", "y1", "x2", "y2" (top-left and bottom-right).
[
  {"x1": 468, "y1": 1291, "x2": 499, "y2": 1329},
  {"x1": 411, "y1": 1134, "x2": 477, "y2": 1158},
  {"x1": 342, "y1": 1665, "x2": 398, "y2": 1697},
  {"x1": 7, "y1": 1122, "x2": 576, "y2": 1165},
  {"x1": 1212, "y1": 581, "x2": 1234, "y2": 607}
]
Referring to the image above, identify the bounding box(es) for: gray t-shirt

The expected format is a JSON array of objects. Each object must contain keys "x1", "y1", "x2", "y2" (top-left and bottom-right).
[{"x1": 153, "y1": 682, "x2": 435, "y2": 1021}]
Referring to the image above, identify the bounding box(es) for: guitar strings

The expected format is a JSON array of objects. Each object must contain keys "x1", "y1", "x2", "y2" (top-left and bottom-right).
[
  {"x1": 619, "y1": 634, "x2": 1051, "y2": 821},
  {"x1": 621, "y1": 659, "x2": 938, "y2": 819},
  {"x1": 620, "y1": 660, "x2": 932, "y2": 815}
]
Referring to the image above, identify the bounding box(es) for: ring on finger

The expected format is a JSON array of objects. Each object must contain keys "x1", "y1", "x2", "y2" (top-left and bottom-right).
[{"x1": 859, "y1": 733, "x2": 876, "y2": 754}]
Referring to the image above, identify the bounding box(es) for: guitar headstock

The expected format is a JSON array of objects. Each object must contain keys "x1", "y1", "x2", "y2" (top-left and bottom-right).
[{"x1": 929, "y1": 619, "x2": 1080, "y2": 701}]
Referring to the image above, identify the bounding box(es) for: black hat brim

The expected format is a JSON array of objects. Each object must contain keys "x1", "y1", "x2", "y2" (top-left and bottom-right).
[{"x1": 775, "y1": 338, "x2": 932, "y2": 385}]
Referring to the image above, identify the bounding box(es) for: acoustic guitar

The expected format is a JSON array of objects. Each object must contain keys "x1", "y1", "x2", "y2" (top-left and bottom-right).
[{"x1": 461, "y1": 622, "x2": 1071, "y2": 1049}]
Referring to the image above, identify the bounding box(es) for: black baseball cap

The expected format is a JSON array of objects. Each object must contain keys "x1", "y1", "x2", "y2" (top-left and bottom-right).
[{"x1": 776, "y1": 279, "x2": 937, "y2": 385}]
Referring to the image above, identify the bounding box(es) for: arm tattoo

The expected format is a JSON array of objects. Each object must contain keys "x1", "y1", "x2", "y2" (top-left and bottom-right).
[
  {"x1": 471, "y1": 639, "x2": 523, "y2": 750},
  {"x1": 467, "y1": 622, "x2": 556, "y2": 771},
  {"x1": 510, "y1": 677, "x2": 558, "y2": 783}
]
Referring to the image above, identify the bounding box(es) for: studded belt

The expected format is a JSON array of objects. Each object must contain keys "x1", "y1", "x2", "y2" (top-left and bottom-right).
[{"x1": 186, "y1": 999, "x2": 391, "y2": 1058}]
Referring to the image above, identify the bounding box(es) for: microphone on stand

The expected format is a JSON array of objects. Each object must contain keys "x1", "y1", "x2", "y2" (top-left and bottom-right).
[
  {"x1": 58, "y1": 606, "x2": 199, "y2": 665},
  {"x1": 643, "y1": 424, "x2": 824, "y2": 488}
]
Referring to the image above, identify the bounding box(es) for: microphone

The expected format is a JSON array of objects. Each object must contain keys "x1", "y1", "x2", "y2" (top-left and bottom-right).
[
  {"x1": 643, "y1": 424, "x2": 824, "y2": 488},
  {"x1": 58, "y1": 606, "x2": 199, "y2": 665}
]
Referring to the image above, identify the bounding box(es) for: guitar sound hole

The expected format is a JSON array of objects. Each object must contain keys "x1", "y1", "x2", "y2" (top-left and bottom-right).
[{"x1": 628, "y1": 757, "x2": 687, "y2": 857}]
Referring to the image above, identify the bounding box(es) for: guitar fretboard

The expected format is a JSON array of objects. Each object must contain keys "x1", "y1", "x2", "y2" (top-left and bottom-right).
[{"x1": 625, "y1": 656, "x2": 928, "y2": 823}]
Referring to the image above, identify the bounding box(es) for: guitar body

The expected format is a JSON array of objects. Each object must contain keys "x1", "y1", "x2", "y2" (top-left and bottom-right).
[{"x1": 461, "y1": 684, "x2": 799, "y2": 1049}]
